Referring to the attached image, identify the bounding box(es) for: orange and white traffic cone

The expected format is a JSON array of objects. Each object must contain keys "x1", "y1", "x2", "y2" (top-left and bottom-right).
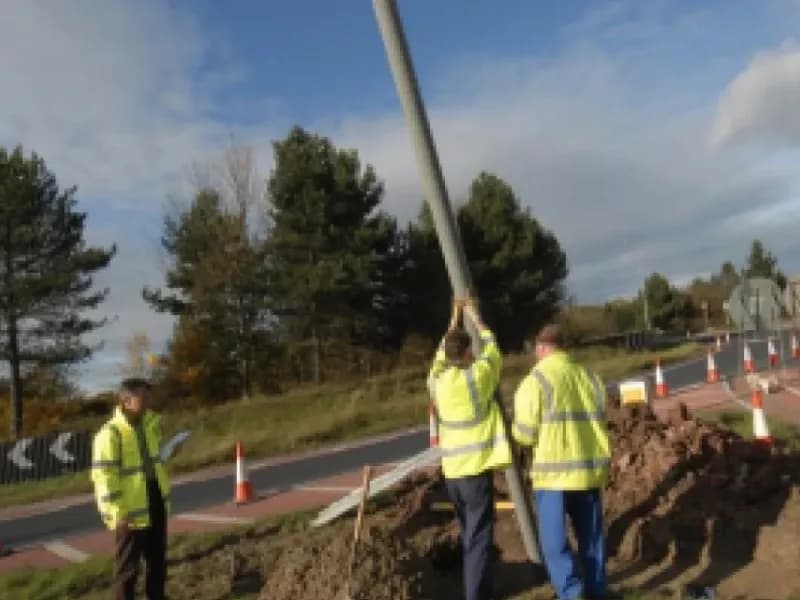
[
  {"x1": 743, "y1": 343, "x2": 754, "y2": 373},
  {"x1": 768, "y1": 337, "x2": 779, "y2": 368},
  {"x1": 792, "y1": 332, "x2": 799, "y2": 360},
  {"x1": 707, "y1": 350, "x2": 719, "y2": 383},
  {"x1": 655, "y1": 360, "x2": 668, "y2": 398},
  {"x1": 751, "y1": 389, "x2": 772, "y2": 446},
  {"x1": 234, "y1": 442, "x2": 254, "y2": 504},
  {"x1": 428, "y1": 402, "x2": 439, "y2": 448}
]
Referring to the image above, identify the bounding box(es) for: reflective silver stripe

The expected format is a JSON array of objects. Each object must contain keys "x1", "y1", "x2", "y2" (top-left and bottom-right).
[
  {"x1": 100, "y1": 491, "x2": 122, "y2": 503},
  {"x1": 437, "y1": 368, "x2": 485, "y2": 429},
  {"x1": 541, "y1": 410, "x2": 605, "y2": 424},
  {"x1": 513, "y1": 422, "x2": 538, "y2": 438},
  {"x1": 127, "y1": 507, "x2": 149, "y2": 519},
  {"x1": 440, "y1": 437, "x2": 505, "y2": 457},
  {"x1": 531, "y1": 457, "x2": 610, "y2": 473},
  {"x1": 91, "y1": 460, "x2": 120, "y2": 469},
  {"x1": 529, "y1": 369, "x2": 553, "y2": 413},
  {"x1": 120, "y1": 465, "x2": 144, "y2": 477},
  {"x1": 590, "y1": 371, "x2": 605, "y2": 413}
]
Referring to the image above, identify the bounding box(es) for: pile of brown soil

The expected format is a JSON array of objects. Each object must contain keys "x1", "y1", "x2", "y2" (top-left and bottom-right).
[{"x1": 258, "y1": 406, "x2": 800, "y2": 599}]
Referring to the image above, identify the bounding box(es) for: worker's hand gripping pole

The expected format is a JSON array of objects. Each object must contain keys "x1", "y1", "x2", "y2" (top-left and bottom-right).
[{"x1": 372, "y1": 0, "x2": 541, "y2": 564}]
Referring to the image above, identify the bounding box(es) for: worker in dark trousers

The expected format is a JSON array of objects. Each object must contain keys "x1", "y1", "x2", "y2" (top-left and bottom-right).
[
  {"x1": 513, "y1": 325, "x2": 611, "y2": 600},
  {"x1": 428, "y1": 299, "x2": 511, "y2": 600},
  {"x1": 91, "y1": 378, "x2": 171, "y2": 600}
]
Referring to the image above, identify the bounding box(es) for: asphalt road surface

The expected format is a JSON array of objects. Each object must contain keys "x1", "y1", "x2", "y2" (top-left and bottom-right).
[{"x1": 2, "y1": 329, "x2": 791, "y2": 548}]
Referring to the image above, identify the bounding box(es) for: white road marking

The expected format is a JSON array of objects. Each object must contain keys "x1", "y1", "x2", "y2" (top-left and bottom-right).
[
  {"x1": 43, "y1": 540, "x2": 90, "y2": 563},
  {"x1": 176, "y1": 513, "x2": 255, "y2": 525},
  {"x1": 297, "y1": 485, "x2": 355, "y2": 493}
]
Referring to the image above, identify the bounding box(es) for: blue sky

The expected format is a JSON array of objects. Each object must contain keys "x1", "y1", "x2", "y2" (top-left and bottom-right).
[{"x1": 2, "y1": 0, "x2": 800, "y2": 390}]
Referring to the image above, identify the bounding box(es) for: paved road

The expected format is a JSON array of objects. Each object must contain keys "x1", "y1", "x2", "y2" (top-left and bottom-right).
[
  {"x1": 3, "y1": 329, "x2": 793, "y2": 549},
  {"x1": 3, "y1": 429, "x2": 426, "y2": 548}
]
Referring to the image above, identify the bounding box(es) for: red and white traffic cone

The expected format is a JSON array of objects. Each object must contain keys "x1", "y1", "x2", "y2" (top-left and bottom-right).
[
  {"x1": 792, "y1": 332, "x2": 799, "y2": 360},
  {"x1": 234, "y1": 442, "x2": 254, "y2": 504},
  {"x1": 707, "y1": 350, "x2": 719, "y2": 383},
  {"x1": 751, "y1": 389, "x2": 773, "y2": 447},
  {"x1": 428, "y1": 402, "x2": 439, "y2": 448},
  {"x1": 768, "y1": 337, "x2": 779, "y2": 368},
  {"x1": 743, "y1": 343, "x2": 754, "y2": 373},
  {"x1": 655, "y1": 360, "x2": 668, "y2": 398}
]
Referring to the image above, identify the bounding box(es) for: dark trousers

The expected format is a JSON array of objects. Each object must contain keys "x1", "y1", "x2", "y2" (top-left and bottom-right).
[
  {"x1": 113, "y1": 480, "x2": 167, "y2": 600},
  {"x1": 445, "y1": 471, "x2": 494, "y2": 600},
  {"x1": 535, "y1": 489, "x2": 606, "y2": 600}
]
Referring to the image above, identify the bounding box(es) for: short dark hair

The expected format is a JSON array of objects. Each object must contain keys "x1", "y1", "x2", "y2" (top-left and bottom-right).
[
  {"x1": 535, "y1": 324, "x2": 564, "y2": 348},
  {"x1": 120, "y1": 377, "x2": 153, "y2": 397},
  {"x1": 444, "y1": 328, "x2": 472, "y2": 362}
]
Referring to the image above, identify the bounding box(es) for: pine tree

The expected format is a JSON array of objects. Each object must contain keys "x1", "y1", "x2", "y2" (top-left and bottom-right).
[
  {"x1": 266, "y1": 126, "x2": 399, "y2": 381},
  {"x1": 745, "y1": 239, "x2": 787, "y2": 290},
  {"x1": 405, "y1": 172, "x2": 568, "y2": 350},
  {"x1": 144, "y1": 188, "x2": 272, "y2": 401},
  {"x1": 0, "y1": 146, "x2": 115, "y2": 438}
]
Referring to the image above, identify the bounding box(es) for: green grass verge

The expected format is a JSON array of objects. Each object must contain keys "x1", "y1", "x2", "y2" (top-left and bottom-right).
[
  {"x1": 700, "y1": 409, "x2": 800, "y2": 453},
  {"x1": 0, "y1": 511, "x2": 310, "y2": 600},
  {"x1": 0, "y1": 343, "x2": 701, "y2": 510}
]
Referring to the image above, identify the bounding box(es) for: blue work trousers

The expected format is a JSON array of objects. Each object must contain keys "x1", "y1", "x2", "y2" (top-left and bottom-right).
[
  {"x1": 445, "y1": 471, "x2": 494, "y2": 600},
  {"x1": 535, "y1": 488, "x2": 606, "y2": 600}
]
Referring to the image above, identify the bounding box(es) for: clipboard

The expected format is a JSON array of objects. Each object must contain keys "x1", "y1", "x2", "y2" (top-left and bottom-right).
[{"x1": 160, "y1": 430, "x2": 191, "y2": 462}]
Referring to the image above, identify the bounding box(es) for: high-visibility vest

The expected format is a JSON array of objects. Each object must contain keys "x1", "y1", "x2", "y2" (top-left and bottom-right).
[
  {"x1": 427, "y1": 328, "x2": 511, "y2": 479},
  {"x1": 91, "y1": 407, "x2": 171, "y2": 530},
  {"x1": 512, "y1": 351, "x2": 610, "y2": 490}
]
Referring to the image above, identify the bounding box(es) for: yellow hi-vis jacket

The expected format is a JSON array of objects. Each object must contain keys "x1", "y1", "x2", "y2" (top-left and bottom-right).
[
  {"x1": 90, "y1": 407, "x2": 171, "y2": 530},
  {"x1": 427, "y1": 327, "x2": 511, "y2": 479},
  {"x1": 512, "y1": 351, "x2": 610, "y2": 490}
]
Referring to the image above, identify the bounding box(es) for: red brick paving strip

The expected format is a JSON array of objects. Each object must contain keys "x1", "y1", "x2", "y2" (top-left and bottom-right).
[{"x1": 0, "y1": 464, "x2": 401, "y2": 574}]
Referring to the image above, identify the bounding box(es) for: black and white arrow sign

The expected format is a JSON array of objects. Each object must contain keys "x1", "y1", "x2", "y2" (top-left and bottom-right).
[
  {"x1": 7, "y1": 439, "x2": 34, "y2": 469},
  {"x1": 50, "y1": 432, "x2": 75, "y2": 463},
  {"x1": 1, "y1": 430, "x2": 91, "y2": 485}
]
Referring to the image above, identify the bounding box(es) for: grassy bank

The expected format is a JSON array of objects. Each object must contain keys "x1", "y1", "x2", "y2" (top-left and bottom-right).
[
  {"x1": 699, "y1": 409, "x2": 800, "y2": 453},
  {"x1": 0, "y1": 343, "x2": 701, "y2": 510},
  {"x1": 0, "y1": 512, "x2": 309, "y2": 600}
]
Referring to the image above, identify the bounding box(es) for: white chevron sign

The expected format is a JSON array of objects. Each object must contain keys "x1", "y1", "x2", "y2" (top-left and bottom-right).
[
  {"x1": 7, "y1": 439, "x2": 34, "y2": 469},
  {"x1": 50, "y1": 433, "x2": 75, "y2": 463}
]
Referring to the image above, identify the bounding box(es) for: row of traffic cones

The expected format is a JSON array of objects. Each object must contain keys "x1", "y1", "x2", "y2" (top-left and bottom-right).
[
  {"x1": 742, "y1": 332, "x2": 800, "y2": 373},
  {"x1": 654, "y1": 331, "x2": 800, "y2": 395}
]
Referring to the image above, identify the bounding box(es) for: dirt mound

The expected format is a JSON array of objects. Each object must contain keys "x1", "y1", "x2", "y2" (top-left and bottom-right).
[{"x1": 260, "y1": 406, "x2": 800, "y2": 599}]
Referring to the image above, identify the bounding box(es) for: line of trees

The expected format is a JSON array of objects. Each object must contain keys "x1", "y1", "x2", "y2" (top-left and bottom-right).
[
  {"x1": 560, "y1": 239, "x2": 790, "y2": 342},
  {"x1": 5, "y1": 125, "x2": 788, "y2": 428},
  {"x1": 144, "y1": 127, "x2": 568, "y2": 403}
]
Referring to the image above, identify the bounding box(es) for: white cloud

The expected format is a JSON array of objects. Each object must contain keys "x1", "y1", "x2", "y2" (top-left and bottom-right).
[
  {"x1": 334, "y1": 46, "x2": 799, "y2": 303},
  {"x1": 0, "y1": 0, "x2": 254, "y2": 204},
  {"x1": 711, "y1": 43, "x2": 800, "y2": 148},
  {"x1": 3, "y1": 1, "x2": 800, "y2": 390}
]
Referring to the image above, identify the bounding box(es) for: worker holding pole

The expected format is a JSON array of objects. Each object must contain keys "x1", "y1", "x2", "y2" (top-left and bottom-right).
[
  {"x1": 372, "y1": 0, "x2": 541, "y2": 567},
  {"x1": 427, "y1": 298, "x2": 510, "y2": 600},
  {"x1": 513, "y1": 324, "x2": 611, "y2": 600}
]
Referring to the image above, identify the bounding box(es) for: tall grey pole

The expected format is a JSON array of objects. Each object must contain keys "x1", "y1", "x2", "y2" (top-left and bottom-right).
[{"x1": 372, "y1": 0, "x2": 541, "y2": 564}]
